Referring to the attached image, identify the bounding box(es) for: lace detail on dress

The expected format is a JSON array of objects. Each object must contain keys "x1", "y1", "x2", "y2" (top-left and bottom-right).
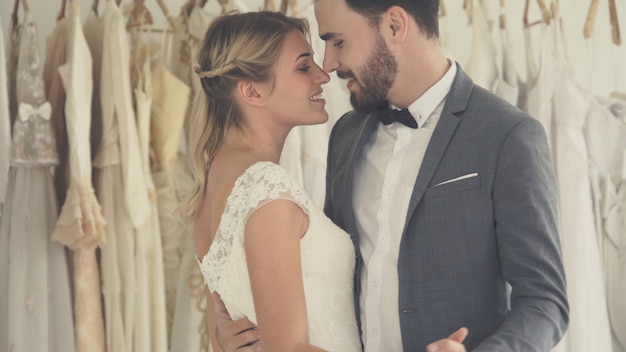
[
  {"x1": 52, "y1": 176, "x2": 107, "y2": 250},
  {"x1": 11, "y1": 13, "x2": 58, "y2": 167},
  {"x1": 199, "y1": 161, "x2": 311, "y2": 290}
]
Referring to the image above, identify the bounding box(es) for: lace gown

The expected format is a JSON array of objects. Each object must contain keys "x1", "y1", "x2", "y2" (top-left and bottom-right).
[
  {"x1": 0, "y1": 11, "x2": 75, "y2": 352},
  {"x1": 198, "y1": 162, "x2": 360, "y2": 351}
]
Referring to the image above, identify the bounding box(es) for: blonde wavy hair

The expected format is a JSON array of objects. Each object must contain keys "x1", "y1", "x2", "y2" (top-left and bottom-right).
[{"x1": 182, "y1": 11, "x2": 310, "y2": 224}]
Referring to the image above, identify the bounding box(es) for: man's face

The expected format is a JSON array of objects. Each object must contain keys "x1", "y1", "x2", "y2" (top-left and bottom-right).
[{"x1": 315, "y1": 0, "x2": 398, "y2": 113}]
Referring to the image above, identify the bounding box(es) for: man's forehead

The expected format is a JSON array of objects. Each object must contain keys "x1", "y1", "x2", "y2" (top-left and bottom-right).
[{"x1": 314, "y1": 0, "x2": 357, "y2": 36}]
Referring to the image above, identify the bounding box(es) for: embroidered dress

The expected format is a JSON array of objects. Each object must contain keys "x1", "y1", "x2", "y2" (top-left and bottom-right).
[
  {"x1": 0, "y1": 11, "x2": 75, "y2": 352},
  {"x1": 198, "y1": 162, "x2": 360, "y2": 352}
]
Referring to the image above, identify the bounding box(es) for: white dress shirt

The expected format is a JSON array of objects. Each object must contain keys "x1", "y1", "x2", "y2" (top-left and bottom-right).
[{"x1": 353, "y1": 62, "x2": 457, "y2": 352}]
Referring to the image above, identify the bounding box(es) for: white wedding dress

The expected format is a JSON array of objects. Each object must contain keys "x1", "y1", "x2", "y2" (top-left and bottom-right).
[{"x1": 198, "y1": 161, "x2": 361, "y2": 351}]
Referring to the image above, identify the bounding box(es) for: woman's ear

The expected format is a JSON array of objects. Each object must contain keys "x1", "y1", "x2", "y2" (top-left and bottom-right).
[
  {"x1": 236, "y1": 80, "x2": 267, "y2": 107},
  {"x1": 385, "y1": 6, "x2": 409, "y2": 42}
]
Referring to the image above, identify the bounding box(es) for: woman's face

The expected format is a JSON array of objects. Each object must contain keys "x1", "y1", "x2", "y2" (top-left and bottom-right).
[{"x1": 263, "y1": 30, "x2": 331, "y2": 127}]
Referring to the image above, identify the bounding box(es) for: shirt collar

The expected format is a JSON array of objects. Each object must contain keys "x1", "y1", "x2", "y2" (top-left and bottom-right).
[{"x1": 390, "y1": 59, "x2": 457, "y2": 128}]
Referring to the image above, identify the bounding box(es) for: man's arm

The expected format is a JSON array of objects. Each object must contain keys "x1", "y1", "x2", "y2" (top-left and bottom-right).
[{"x1": 477, "y1": 118, "x2": 569, "y2": 351}]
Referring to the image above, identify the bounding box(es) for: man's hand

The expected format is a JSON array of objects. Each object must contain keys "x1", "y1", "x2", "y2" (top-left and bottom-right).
[
  {"x1": 213, "y1": 292, "x2": 263, "y2": 352},
  {"x1": 425, "y1": 327, "x2": 469, "y2": 352}
]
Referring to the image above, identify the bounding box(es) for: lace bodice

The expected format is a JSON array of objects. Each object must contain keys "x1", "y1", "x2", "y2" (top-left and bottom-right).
[
  {"x1": 11, "y1": 13, "x2": 58, "y2": 167},
  {"x1": 198, "y1": 162, "x2": 360, "y2": 351}
]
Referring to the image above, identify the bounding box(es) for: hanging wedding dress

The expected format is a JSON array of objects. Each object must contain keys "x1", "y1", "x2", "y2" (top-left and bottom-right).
[
  {"x1": 464, "y1": 0, "x2": 498, "y2": 92},
  {"x1": 0, "y1": 10, "x2": 75, "y2": 352},
  {"x1": 42, "y1": 12, "x2": 70, "y2": 207},
  {"x1": 550, "y1": 7, "x2": 613, "y2": 352},
  {"x1": 523, "y1": 20, "x2": 555, "y2": 153},
  {"x1": 149, "y1": 57, "x2": 191, "y2": 344},
  {"x1": 51, "y1": 3, "x2": 107, "y2": 351},
  {"x1": 283, "y1": 1, "x2": 352, "y2": 207},
  {"x1": 93, "y1": 1, "x2": 152, "y2": 351},
  {"x1": 128, "y1": 25, "x2": 168, "y2": 352},
  {"x1": 0, "y1": 21, "x2": 11, "y2": 215},
  {"x1": 161, "y1": 5, "x2": 216, "y2": 351},
  {"x1": 495, "y1": 12, "x2": 519, "y2": 107},
  {"x1": 585, "y1": 95, "x2": 626, "y2": 352}
]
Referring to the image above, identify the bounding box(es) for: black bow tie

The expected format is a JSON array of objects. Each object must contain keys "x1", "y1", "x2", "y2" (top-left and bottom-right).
[{"x1": 378, "y1": 108, "x2": 418, "y2": 129}]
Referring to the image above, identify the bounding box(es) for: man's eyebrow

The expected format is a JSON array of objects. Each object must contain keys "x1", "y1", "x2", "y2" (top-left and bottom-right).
[{"x1": 319, "y1": 32, "x2": 339, "y2": 41}]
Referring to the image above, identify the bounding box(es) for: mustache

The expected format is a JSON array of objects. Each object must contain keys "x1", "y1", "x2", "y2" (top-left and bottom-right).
[{"x1": 336, "y1": 70, "x2": 354, "y2": 80}]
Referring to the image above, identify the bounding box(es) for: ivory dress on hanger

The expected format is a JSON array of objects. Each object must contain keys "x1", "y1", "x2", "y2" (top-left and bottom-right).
[
  {"x1": 52, "y1": 4, "x2": 107, "y2": 351},
  {"x1": 464, "y1": 0, "x2": 498, "y2": 92},
  {"x1": 523, "y1": 21, "x2": 555, "y2": 152},
  {"x1": 550, "y1": 11, "x2": 613, "y2": 352},
  {"x1": 42, "y1": 14, "x2": 70, "y2": 207},
  {"x1": 92, "y1": 2, "x2": 152, "y2": 352},
  {"x1": 0, "y1": 11, "x2": 75, "y2": 352},
  {"x1": 281, "y1": 2, "x2": 352, "y2": 207},
  {"x1": 585, "y1": 95, "x2": 626, "y2": 352},
  {"x1": 0, "y1": 21, "x2": 10, "y2": 215},
  {"x1": 149, "y1": 57, "x2": 191, "y2": 342},
  {"x1": 495, "y1": 15, "x2": 520, "y2": 107},
  {"x1": 128, "y1": 28, "x2": 168, "y2": 352},
  {"x1": 160, "y1": 5, "x2": 215, "y2": 351}
]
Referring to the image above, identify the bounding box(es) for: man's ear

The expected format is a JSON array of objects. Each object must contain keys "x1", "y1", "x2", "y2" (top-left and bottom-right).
[
  {"x1": 385, "y1": 6, "x2": 409, "y2": 42},
  {"x1": 236, "y1": 80, "x2": 266, "y2": 107}
]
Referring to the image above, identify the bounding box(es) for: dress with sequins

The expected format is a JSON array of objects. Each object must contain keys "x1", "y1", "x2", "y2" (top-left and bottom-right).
[{"x1": 0, "y1": 11, "x2": 75, "y2": 352}]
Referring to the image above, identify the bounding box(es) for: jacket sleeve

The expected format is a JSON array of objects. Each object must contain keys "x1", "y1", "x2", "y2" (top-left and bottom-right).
[{"x1": 475, "y1": 118, "x2": 569, "y2": 351}]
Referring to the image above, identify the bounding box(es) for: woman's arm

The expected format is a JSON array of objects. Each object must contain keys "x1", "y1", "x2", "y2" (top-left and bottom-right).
[{"x1": 245, "y1": 199, "x2": 326, "y2": 352}]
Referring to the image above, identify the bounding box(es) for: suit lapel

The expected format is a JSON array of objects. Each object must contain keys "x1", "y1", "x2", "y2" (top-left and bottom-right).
[
  {"x1": 403, "y1": 64, "x2": 474, "y2": 234},
  {"x1": 341, "y1": 112, "x2": 379, "y2": 240}
]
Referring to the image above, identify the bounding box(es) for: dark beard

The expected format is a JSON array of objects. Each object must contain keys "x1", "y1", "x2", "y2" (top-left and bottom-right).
[{"x1": 338, "y1": 32, "x2": 398, "y2": 113}]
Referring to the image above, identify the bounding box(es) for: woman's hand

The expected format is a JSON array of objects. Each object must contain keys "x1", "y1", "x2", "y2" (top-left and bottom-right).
[{"x1": 213, "y1": 292, "x2": 263, "y2": 352}]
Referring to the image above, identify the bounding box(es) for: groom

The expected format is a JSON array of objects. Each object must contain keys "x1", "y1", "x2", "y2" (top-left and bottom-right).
[{"x1": 214, "y1": 0, "x2": 569, "y2": 351}]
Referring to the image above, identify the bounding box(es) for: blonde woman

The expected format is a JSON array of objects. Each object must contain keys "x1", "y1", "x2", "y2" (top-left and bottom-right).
[{"x1": 185, "y1": 11, "x2": 361, "y2": 352}]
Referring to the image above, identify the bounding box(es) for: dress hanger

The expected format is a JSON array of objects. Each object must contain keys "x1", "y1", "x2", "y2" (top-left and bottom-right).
[
  {"x1": 263, "y1": 0, "x2": 276, "y2": 11},
  {"x1": 499, "y1": 0, "x2": 506, "y2": 30},
  {"x1": 284, "y1": 0, "x2": 299, "y2": 16},
  {"x1": 608, "y1": 0, "x2": 622, "y2": 45},
  {"x1": 523, "y1": 0, "x2": 551, "y2": 27},
  {"x1": 57, "y1": 0, "x2": 67, "y2": 21},
  {"x1": 182, "y1": 0, "x2": 195, "y2": 17},
  {"x1": 439, "y1": 0, "x2": 447, "y2": 18},
  {"x1": 463, "y1": 0, "x2": 472, "y2": 25},
  {"x1": 127, "y1": 0, "x2": 154, "y2": 29},
  {"x1": 583, "y1": 0, "x2": 599, "y2": 39},
  {"x1": 11, "y1": 0, "x2": 20, "y2": 26},
  {"x1": 155, "y1": 0, "x2": 177, "y2": 29},
  {"x1": 217, "y1": 0, "x2": 228, "y2": 14}
]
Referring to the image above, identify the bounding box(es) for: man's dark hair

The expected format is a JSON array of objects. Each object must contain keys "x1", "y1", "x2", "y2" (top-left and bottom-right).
[{"x1": 345, "y1": 0, "x2": 440, "y2": 38}]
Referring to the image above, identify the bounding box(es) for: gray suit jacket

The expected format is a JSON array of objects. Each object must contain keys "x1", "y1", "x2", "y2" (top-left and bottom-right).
[{"x1": 324, "y1": 64, "x2": 569, "y2": 351}]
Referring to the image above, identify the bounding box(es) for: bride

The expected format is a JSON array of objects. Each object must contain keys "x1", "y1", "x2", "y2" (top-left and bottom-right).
[{"x1": 183, "y1": 11, "x2": 361, "y2": 352}]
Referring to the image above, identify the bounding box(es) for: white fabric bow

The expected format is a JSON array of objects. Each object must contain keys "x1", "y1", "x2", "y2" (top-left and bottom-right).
[{"x1": 18, "y1": 101, "x2": 52, "y2": 122}]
